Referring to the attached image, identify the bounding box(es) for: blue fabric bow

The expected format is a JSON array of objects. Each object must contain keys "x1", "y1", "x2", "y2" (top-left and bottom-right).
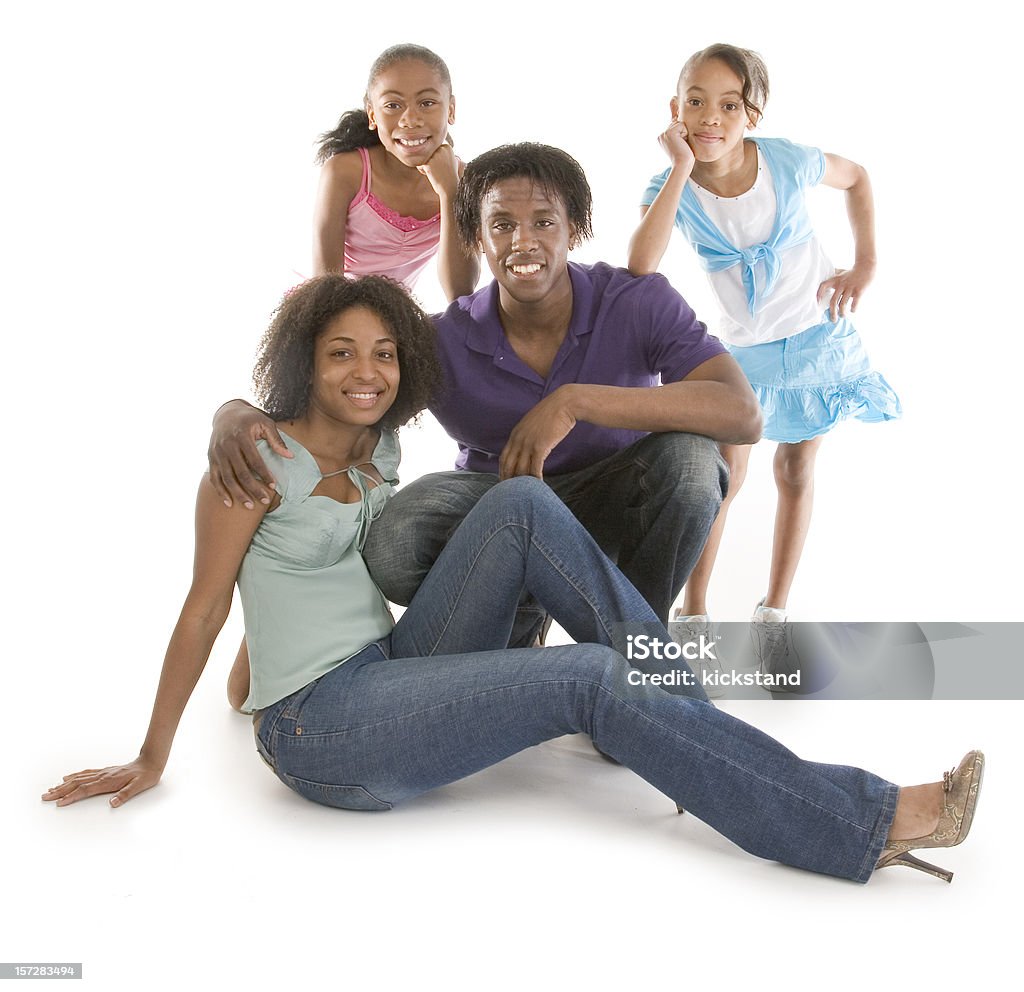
[
  {"x1": 672, "y1": 138, "x2": 819, "y2": 315},
  {"x1": 697, "y1": 240, "x2": 785, "y2": 315}
]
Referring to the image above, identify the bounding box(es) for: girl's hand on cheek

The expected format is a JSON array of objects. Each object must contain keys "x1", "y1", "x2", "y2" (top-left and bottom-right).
[
  {"x1": 659, "y1": 119, "x2": 695, "y2": 171},
  {"x1": 417, "y1": 143, "x2": 459, "y2": 200}
]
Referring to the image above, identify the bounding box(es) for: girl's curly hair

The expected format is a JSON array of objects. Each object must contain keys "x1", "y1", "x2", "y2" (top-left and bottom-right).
[{"x1": 252, "y1": 275, "x2": 443, "y2": 430}]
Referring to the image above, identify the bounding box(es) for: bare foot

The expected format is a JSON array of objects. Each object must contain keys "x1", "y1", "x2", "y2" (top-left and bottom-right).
[{"x1": 888, "y1": 782, "x2": 943, "y2": 840}]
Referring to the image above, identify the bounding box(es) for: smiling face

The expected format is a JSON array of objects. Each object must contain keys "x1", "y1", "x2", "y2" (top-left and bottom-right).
[
  {"x1": 365, "y1": 59, "x2": 454, "y2": 168},
  {"x1": 477, "y1": 178, "x2": 576, "y2": 306},
  {"x1": 310, "y1": 306, "x2": 400, "y2": 427},
  {"x1": 673, "y1": 58, "x2": 756, "y2": 167}
]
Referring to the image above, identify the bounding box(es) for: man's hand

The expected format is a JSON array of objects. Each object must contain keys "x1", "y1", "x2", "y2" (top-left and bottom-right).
[
  {"x1": 499, "y1": 387, "x2": 578, "y2": 480},
  {"x1": 208, "y1": 401, "x2": 291, "y2": 508}
]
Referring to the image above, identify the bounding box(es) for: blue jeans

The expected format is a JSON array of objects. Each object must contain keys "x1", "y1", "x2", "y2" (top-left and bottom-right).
[
  {"x1": 254, "y1": 479, "x2": 897, "y2": 883},
  {"x1": 362, "y1": 432, "x2": 728, "y2": 645}
]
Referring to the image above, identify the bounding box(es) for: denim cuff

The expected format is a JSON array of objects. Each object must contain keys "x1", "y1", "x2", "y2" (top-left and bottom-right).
[{"x1": 854, "y1": 781, "x2": 901, "y2": 883}]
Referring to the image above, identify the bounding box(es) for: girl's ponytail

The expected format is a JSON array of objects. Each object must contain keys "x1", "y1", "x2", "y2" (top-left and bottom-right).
[{"x1": 315, "y1": 109, "x2": 380, "y2": 164}]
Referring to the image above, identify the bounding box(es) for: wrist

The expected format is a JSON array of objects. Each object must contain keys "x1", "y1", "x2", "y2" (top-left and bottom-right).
[
  {"x1": 434, "y1": 174, "x2": 459, "y2": 203},
  {"x1": 213, "y1": 398, "x2": 253, "y2": 427},
  {"x1": 667, "y1": 161, "x2": 693, "y2": 183},
  {"x1": 559, "y1": 383, "x2": 588, "y2": 422},
  {"x1": 138, "y1": 748, "x2": 168, "y2": 772}
]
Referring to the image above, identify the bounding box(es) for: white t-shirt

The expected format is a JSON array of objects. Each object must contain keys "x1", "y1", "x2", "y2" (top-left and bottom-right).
[{"x1": 690, "y1": 147, "x2": 835, "y2": 347}]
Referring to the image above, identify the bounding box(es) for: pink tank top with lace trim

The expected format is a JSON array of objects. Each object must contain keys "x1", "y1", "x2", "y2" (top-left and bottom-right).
[{"x1": 343, "y1": 147, "x2": 442, "y2": 290}]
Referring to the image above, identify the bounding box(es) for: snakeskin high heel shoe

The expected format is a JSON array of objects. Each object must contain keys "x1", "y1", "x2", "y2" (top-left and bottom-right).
[{"x1": 876, "y1": 750, "x2": 984, "y2": 883}]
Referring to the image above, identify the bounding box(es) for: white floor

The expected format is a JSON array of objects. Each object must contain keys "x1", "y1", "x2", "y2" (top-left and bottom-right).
[
  {"x1": 5, "y1": 2, "x2": 1023, "y2": 987},
  {"x1": 13, "y1": 678, "x2": 1019, "y2": 990}
]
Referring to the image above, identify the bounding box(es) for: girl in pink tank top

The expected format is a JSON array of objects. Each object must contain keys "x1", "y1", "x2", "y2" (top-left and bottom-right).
[{"x1": 312, "y1": 44, "x2": 479, "y2": 300}]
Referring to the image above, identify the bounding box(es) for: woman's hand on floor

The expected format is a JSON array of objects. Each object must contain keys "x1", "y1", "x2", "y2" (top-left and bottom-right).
[{"x1": 42, "y1": 758, "x2": 163, "y2": 808}]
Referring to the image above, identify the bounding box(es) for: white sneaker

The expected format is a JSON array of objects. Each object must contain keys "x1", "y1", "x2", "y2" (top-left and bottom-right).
[
  {"x1": 670, "y1": 610, "x2": 724, "y2": 698},
  {"x1": 751, "y1": 601, "x2": 787, "y2": 624},
  {"x1": 750, "y1": 599, "x2": 800, "y2": 690}
]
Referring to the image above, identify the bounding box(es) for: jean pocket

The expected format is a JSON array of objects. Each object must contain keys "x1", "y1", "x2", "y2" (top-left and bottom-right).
[{"x1": 280, "y1": 772, "x2": 393, "y2": 811}]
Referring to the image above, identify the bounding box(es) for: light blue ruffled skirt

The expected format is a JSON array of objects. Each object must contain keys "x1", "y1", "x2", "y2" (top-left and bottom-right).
[{"x1": 725, "y1": 316, "x2": 902, "y2": 444}]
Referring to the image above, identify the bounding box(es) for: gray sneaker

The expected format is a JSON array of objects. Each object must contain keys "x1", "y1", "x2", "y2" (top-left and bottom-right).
[{"x1": 670, "y1": 612, "x2": 724, "y2": 698}]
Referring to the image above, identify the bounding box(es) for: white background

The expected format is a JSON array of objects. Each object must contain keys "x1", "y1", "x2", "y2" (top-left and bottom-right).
[{"x1": 3, "y1": 1, "x2": 1021, "y2": 988}]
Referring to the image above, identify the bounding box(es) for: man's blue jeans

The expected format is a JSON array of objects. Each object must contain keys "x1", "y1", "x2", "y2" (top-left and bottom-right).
[
  {"x1": 255, "y1": 478, "x2": 897, "y2": 883},
  {"x1": 362, "y1": 432, "x2": 728, "y2": 645}
]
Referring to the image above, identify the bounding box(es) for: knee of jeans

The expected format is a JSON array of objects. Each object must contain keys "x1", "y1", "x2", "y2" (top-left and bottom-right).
[
  {"x1": 363, "y1": 530, "x2": 422, "y2": 604},
  {"x1": 565, "y1": 643, "x2": 631, "y2": 687},
  {"x1": 363, "y1": 490, "x2": 449, "y2": 603},
  {"x1": 643, "y1": 433, "x2": 727, "y2": 503},
  {"x1": 483, "y1": 476, "x2": 557, "y2": 518}
]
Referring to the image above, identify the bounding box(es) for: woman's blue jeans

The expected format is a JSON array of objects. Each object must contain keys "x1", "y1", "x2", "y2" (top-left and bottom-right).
[{"x1": 255, "y1": 478, "x2": 897, "y2": 883}]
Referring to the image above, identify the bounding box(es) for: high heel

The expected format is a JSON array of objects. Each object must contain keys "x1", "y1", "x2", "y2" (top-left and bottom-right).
[{"x1": 876, "y1": 750, "x2": 984, "y2": 883}]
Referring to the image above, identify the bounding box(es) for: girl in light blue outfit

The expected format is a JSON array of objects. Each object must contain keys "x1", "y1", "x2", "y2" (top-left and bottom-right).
[
  {"x1": 628, "y1": 43, "x2": 900, "y2": 666},
  {"x1": 45, "y1": 275, "x2": 977, "y2": 885}
]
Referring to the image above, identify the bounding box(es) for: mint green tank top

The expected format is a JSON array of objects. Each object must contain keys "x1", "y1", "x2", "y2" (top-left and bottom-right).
[{"x1": 237, "y1": 430, "x2": 399, "y2": 713}]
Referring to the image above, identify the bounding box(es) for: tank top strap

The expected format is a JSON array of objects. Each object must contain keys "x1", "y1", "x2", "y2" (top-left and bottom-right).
[{"x1": 353, "y1": 146, "x2": 371, "y2": 204}]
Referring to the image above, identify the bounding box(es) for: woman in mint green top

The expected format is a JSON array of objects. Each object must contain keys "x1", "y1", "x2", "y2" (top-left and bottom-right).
[
  {"x1": 236, "y1": 430, "x2": 398, "y2": 712},
  {"x1": 44, "y1": 274, "x2": 981, "y2": 886}
]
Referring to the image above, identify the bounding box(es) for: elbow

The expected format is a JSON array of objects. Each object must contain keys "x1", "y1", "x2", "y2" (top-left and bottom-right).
[
  {"x1": 739, "y1": 403, "x2": 763, "y2": 445},
  {"x1": 442, "y1": 256, "x2": 480, "y2": 303},
  {"x1": 626, "y1": 239, "x2": 657, "y2": 278},
  {"x1": 180, "y1": 589, "x2": 233, "y2": 637},
  {"x1": 187, "y1": 605, "x2": 232, "y2": 641},
  {"x1": 738, "y1": 386, "x2": 763, "y2": 443},
  {"x1": 205, "y1": 601, "x2": 233, "y2": 633},
  {"x1": 725, "y1": 368, "x2": 763, "y2": 444},
  {"x1": 626, "y1": 252, "x2": 657, "y2": 278},
  {"x1": 725, "y1": 392, "x2": 763, "y2": 445},
  {"x1": 847, "y1": 162, "x2": 871, "y2": 195},
  {"x1": 445, "y1": 276, "x2": 476, "y2": 302}
]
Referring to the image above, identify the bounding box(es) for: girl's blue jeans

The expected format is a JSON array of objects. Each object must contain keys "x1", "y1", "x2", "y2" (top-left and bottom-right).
[{"x1": 255, "y1": 477, "x2": 897, "y2": 882}]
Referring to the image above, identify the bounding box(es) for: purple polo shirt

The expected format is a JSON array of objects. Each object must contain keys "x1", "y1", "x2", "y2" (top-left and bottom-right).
[{"x1": 429, "y1": 261, "x2": 726, "y2": 476}]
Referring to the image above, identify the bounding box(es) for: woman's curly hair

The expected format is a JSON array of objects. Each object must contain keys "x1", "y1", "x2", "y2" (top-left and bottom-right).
[{"x1": 252, "y1": 275, "x2": 443, "y2": 430}]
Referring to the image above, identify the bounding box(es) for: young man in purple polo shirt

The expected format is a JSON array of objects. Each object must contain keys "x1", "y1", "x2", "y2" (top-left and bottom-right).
[{"x1": 208, "y1": 144, "x2": 761, "y2": 645}]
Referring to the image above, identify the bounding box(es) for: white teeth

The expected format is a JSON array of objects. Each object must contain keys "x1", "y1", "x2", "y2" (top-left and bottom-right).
[
  {"x1": 347, "y1": 392, "x2": 379, "y2": 399},
  {"x1": 509, "y1": 263, "x2": 542, "y2": 275},
  {"x1": 396, "y1": 137, "x2": 428, "y2": 146}
]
